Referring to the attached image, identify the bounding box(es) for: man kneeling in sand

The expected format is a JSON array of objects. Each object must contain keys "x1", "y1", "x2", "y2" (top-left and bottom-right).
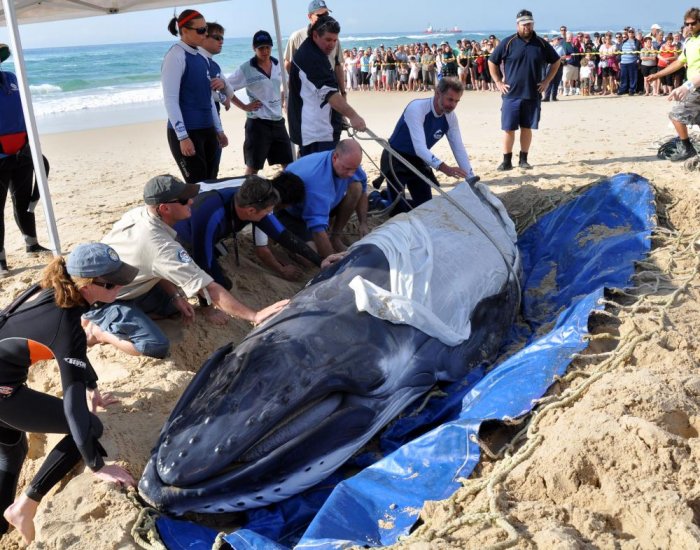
[
  {"x1": 82, "y1": 175, "x2": 288, "y2": 358},
  {"x1": 276, "y1": 139, "x2": 368, "y2": 259}
]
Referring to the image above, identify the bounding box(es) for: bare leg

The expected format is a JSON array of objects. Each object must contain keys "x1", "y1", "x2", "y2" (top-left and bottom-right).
[
  {"x1": 4, "y1": 494, "x2": 39, "y2": 544},
  {"x1": 519, "y1": 128, "x2": 533, "y2": 153},
  {"x1": 329, "y1": 181, "x2": 362, "y2": 252},
  {"x1": 672, "y1": 119, "x2": 689, "y2": 140},
  {"x1": 503, "y1": 130, "x2": 516, "y2": 154}
]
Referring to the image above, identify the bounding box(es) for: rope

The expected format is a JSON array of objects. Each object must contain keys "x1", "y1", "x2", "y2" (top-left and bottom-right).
[
  {"x1": 399, "y1": 195, "x2": 699, "y2": 548},
  {"x1": 130, "y1": 503, "x2": 167, "y2": 550}
]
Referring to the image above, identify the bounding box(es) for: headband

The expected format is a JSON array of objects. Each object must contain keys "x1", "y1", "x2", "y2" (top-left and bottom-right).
[{"x1": 177, "y1": 11, "x2": 202, "y2": 29}]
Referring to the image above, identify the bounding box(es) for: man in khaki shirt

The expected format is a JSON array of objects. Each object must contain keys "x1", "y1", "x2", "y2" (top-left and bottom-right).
[{"x1": 83, "y1": 175, "x2": 288, "y2": 358}]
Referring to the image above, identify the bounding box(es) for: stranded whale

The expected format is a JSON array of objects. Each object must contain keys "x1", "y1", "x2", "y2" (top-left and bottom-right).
[{"x1": 139, "y1": 182, "x2": 521, "y2": 514}]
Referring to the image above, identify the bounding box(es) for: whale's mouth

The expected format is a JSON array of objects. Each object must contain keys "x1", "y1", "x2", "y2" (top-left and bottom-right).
[{"x1": 233, "y1": 392, "x2": 345, "y2": 465}]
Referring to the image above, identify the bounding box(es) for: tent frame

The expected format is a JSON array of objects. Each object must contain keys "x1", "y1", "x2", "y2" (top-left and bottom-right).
[{"x1": 1, "y1": 0, "x2": 286, "y2": 256}]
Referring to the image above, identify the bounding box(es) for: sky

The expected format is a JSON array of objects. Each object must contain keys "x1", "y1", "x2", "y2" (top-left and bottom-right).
[{"x1": 0, "y1": 0, "x2": 687, "y2": 49}]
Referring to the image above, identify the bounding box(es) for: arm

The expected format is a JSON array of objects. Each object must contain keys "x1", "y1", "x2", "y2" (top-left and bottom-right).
[
  {"x1": 256, "y1": 215, "x2": 322, "y2": 266},
  {"x1": 327, "y1": 93, "x2": 366, "y2": 131},
  {"x1": 488, "y1": 60, "x2": 509, "y2": 94},
  {"x1": 648, "y1": 57, "x2": 686, "y2": 82},
  {"x1": 356, "y1": 192, "x2": 369, "y2": 237},
  {"x1": 206, "y1": 281, "x2": 288, "y2": 325},
  {"x1": 161, "y1": 46, "x2": 188, "y2": 140},
  {"x1": 402, "y1": 100, "x2": 444, "y2": 169},
  {"x1": 312, "y1": 230, "x2": 336, "y2": 259},
  {"x1": 539, "y1": 59, "x2": 562, "y2": 93},
  {"x1": 158, "y1": 279, "x2": 195, "y2": 323},
  {"x1": 445, "y1": 114, "x2": 475, "y2": 179},
  {"x1": 669, "y1": 72, "x2": 700, "y2": 101},
  {"x1": 255, "y1": 246, "x2": 302, "y2": 280}
]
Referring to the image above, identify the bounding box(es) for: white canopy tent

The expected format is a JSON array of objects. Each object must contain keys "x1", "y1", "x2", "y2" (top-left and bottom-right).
[{"x1": 0, "y1": 0, "x2": 286, "y2": 254}]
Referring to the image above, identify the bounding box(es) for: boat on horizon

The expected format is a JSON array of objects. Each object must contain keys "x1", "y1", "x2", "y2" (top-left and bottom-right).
[{"x1": 424, "y1": 24, "x2": 463, "y2": 34}]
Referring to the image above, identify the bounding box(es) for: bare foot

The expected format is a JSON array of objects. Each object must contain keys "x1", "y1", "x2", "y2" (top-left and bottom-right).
[
  {"x1": 3, "y1": 500, "x2": 37, "y2": 544},
  {"x1": 330, "y1": 236, "x2": 347, "y2": 253},
  {"x1": 201, "y1": 306, "x2": 229, "y2": 326}
]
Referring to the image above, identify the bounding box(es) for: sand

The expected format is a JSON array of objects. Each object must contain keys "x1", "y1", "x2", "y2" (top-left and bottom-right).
[{"x1": 1, "y1": 89, "x2": 699, "y2": 549}]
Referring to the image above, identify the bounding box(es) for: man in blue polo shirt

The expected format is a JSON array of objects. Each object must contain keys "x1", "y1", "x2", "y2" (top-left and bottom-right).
[
  {"x1": 488, "y1": 9, "x2": 560, "y2": 171},
  {"x1": 278, "y1": 139, "x2": 368, "y2": 258}
]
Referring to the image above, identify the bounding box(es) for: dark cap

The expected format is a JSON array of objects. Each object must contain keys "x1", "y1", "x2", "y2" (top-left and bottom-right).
[
  {"x1": 143, "y1": 174, "x2": 199, "y2": 205},
  {"x1": 253, "y1": 30, "x2": 273, "y2": 48},
  {"x1": 66, "y1": 243, "x2": 138, "y2": 285},
  {"x1": 0, "y1": 44, "x2": 10, "y2": 63},
  {"x1": 308, "y1": 0, "x2": 331, "y2": 14}
]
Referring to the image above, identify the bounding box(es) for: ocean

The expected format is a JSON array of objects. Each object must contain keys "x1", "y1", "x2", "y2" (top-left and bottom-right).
[{"x1": 1, "y1": 29, "x2": 599, "y2": 133}]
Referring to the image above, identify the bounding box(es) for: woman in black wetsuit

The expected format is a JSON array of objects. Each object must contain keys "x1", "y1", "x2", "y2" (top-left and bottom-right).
[{"x1": 0, "y1": 243, "x2": 138, "y2": 544}]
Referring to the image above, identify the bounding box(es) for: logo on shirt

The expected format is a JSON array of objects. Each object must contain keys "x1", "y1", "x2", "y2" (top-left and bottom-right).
[
  {"x1": 64, "y1": 357, "x2": 87, "y2": 369},
  {"x1": 178, "y1": 249, "x2": 193, "y2": 264},
  {"x1": 10, "y1": 83, "x2": 18, "y2": 93},
  {"x1": 433, "y1": 129, "x2": 444, "y2": 140}
]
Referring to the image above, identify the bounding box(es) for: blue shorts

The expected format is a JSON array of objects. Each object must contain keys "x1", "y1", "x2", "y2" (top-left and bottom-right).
[
  {"x1": 83, "y1": 285, "x2": 179, "y2": 359},
  {"x1": 501, "y1": 97, "x2": 541, "y2": 131}
]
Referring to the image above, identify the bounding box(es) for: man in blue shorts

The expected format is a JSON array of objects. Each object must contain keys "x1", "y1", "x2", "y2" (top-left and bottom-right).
[
  {"x1": 488, "y1": 9, "x2": 560, "y2": 171},
  {"x1": 278, "y1": 139, "x2": 367, "y2": 258}
]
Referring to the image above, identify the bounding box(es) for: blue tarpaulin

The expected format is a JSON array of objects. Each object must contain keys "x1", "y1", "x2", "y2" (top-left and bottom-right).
[{"x1": 155, "y1": 173, "x2": 655, "y2": 550}]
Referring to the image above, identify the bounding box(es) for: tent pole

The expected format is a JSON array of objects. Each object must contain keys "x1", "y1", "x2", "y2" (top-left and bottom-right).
[
  {"x1": 2, "y1": 0, "x2": 62, "y2": 255},
  {"x1": 270, "y1": 0, "x2": 296, "y2": 161}
]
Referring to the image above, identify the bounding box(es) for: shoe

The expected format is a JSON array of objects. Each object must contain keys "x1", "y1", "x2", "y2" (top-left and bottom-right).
[
  {"x1": 629, "y1": 91, "x2": 635, "y2": 96},
  {"x1": 0, "y1": 259, "x2": 8, "y2": 279},
  {"x1": 542, "y1": 97, "x2": 550, "y2": 102},
  {"x1": 497, "y1": 161, "x2": 514, "y2": 171},
  {"x1": 26, "y1": 243, "x2": 51, "y2": 254},
  {"x1": 519, "y1": 160, "x2": 533, "y2": 169},
  {"x1": 371, "y1": 175, "x2": 385, "y2": 190},
  {"x1": 671, "y1": 142, "x2": 698, "y2": 162},
  {"x1": 552, "y1": 97, "x2": 559, "y2": 101}
]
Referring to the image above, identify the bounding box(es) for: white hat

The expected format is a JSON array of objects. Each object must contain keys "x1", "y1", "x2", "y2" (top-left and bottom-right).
[{"x1": 651, "y1": 23, "x2": 661, "y2": 30}]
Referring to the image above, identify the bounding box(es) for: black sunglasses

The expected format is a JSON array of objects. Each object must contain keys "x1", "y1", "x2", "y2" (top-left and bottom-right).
[
  {"x1": 92, "y1": 280, "x2": 118, "y2": 290},
  {"x1": 165, "y1": 197, "x2": 190, "y2": 206},
  {"x1": 185, "y1": 25, "x2": 208, "y2": 35},
  {"x1": 208, "y1": 34, "x2": 224, "y2": 42},
  {"x1": 685, "y1": 20, "x2": 698, "y2": 26}
]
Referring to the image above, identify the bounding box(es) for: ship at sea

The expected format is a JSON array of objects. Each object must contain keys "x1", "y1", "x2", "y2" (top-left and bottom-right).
[{"x1": 424, "y1": 24, "x2": 463, "y2": 34}]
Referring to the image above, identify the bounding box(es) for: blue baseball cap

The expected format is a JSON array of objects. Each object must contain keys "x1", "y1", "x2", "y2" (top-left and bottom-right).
[
  {"x1": 66, "y1": 243, "x2": 138, "y2": 285},
  {"x1": 253, "y1": 30, "x2": 273, "y2": 48},
  {"x1": 308, "y1": 0, "x2": 331, "y2": 14}
]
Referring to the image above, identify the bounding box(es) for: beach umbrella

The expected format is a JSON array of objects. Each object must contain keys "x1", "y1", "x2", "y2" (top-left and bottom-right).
[{"x1": 0, "y1": 0, "x2": 286, "y2": 255}]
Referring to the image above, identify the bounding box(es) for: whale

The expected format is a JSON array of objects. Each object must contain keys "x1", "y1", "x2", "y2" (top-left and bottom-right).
[{"x1": 139, "y1": 182, "x2": 522, "y2": 515}]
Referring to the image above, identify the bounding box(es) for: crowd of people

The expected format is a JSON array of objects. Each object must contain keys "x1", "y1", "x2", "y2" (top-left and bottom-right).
[
  {"x1": 0, "y1": 0, "x2": 698, "y2": 544},
  {"x1": 335, "y1": 24, "x2": 694, "y2": 98}
]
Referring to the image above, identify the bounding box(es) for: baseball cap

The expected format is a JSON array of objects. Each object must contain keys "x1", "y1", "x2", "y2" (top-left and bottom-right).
[
  {"x1": 651, "y1": 23, "x2": 661, "y2": 30},
  {"x1": 66, "y1": 243, "x2": 138, "y2": 285},
  {"x1": 253, "y1": 30, "x2": 273, "y2": 48},
  {"x1": 516, "y1": 9, "x2": 534, "y2": 24},
  {"x1": 308, "y1": 0, "x2": 331, "y2": 14},
  {"x1": 0, "y1": 44, "x2": 10, "y2": 63},
  {"x1": 143, "y1": 174, "x2": 199, "y2": 206}
]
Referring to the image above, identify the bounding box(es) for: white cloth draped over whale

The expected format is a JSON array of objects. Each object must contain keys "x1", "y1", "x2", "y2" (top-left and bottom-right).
[{"x1": 349, "y1": 182, "x2": 519, "y2": 347}]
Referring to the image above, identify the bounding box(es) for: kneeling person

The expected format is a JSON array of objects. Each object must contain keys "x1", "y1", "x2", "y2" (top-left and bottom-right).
[
  {"x1": 83, "y1": 175, "x2": 288, "y2": 358},
  {"x1": 174, "y1": 173, "x2": 322, "y2": 286},
  {"x1": 279, "y1": 139, "x2": 368, "y2": 258}
]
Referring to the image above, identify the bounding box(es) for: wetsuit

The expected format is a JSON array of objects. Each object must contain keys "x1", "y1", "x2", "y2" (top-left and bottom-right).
[
  {"x1": 174, "y1": 181, "x2": 321, "y2": 287},
  {"x1": 0, "y1": 286, "x2": 105, "y2": 534},
  {"x1": 380, "y1": 97, "x2": 475, "y2": 215},
  {"x1": 0, "y1": 71, "x2": 40, "y2": 261},
  {"x1": 162, "y1": 41, "x2": 222, "y2": 183}
]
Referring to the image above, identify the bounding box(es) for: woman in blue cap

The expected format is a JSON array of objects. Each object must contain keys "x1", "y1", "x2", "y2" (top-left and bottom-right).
[{"x1": 0, "y1": 242, "x2": 138, "y2": 544}]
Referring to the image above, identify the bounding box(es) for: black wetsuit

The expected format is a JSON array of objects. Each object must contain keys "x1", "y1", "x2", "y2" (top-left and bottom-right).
[{"x1": 0, "y1": 285, "x2": 105, "y2": 534}]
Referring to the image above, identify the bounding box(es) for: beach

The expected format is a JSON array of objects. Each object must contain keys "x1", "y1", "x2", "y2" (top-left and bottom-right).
[{"x1": 2, "y1": 89, "x2": 700, "y2": 548}]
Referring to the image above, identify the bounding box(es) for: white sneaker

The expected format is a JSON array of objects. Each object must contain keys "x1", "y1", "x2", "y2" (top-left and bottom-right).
[{"x1": 575, "y1": 88, "x2": 581, "y2": 95}]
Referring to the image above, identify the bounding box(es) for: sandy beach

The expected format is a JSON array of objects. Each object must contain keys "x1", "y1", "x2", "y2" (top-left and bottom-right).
[{"x1": 1, "y1": 89, "x2": 699, "y2": 549}]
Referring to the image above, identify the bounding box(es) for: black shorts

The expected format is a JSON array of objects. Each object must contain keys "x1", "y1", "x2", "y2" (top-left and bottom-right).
[
  {"x1": 243, "y1": 117, "x2": 294, "y2": 171},
  {"x1": 640, "y1": 65, "x2": 657, "y2": 77}
]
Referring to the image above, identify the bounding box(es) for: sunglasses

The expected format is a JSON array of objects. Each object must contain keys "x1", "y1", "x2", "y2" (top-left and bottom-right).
[
  {"x1": 685, "y1": 20, "x2": 698, "y2": 26},
  {"x1": 208, "y1": 34, "x2": 224, "y2": 42},
  {"x1": 165, "y1": 197, "x2": 191, "y2": 206},
  {"x1": 92, "y1": 280, "x2": 118, "y2": 290},
  {"x1": 185, "y1": 25, "x2": 208, "y2": 35}
]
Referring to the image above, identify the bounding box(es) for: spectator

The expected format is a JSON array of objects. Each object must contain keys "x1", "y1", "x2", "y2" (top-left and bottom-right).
[
  {"x1": 618, "y1": 28, "x2": 641, "y2": 95},
  {"x1": 489, "y1": 9, "x2": 561, "y2": 170}
]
